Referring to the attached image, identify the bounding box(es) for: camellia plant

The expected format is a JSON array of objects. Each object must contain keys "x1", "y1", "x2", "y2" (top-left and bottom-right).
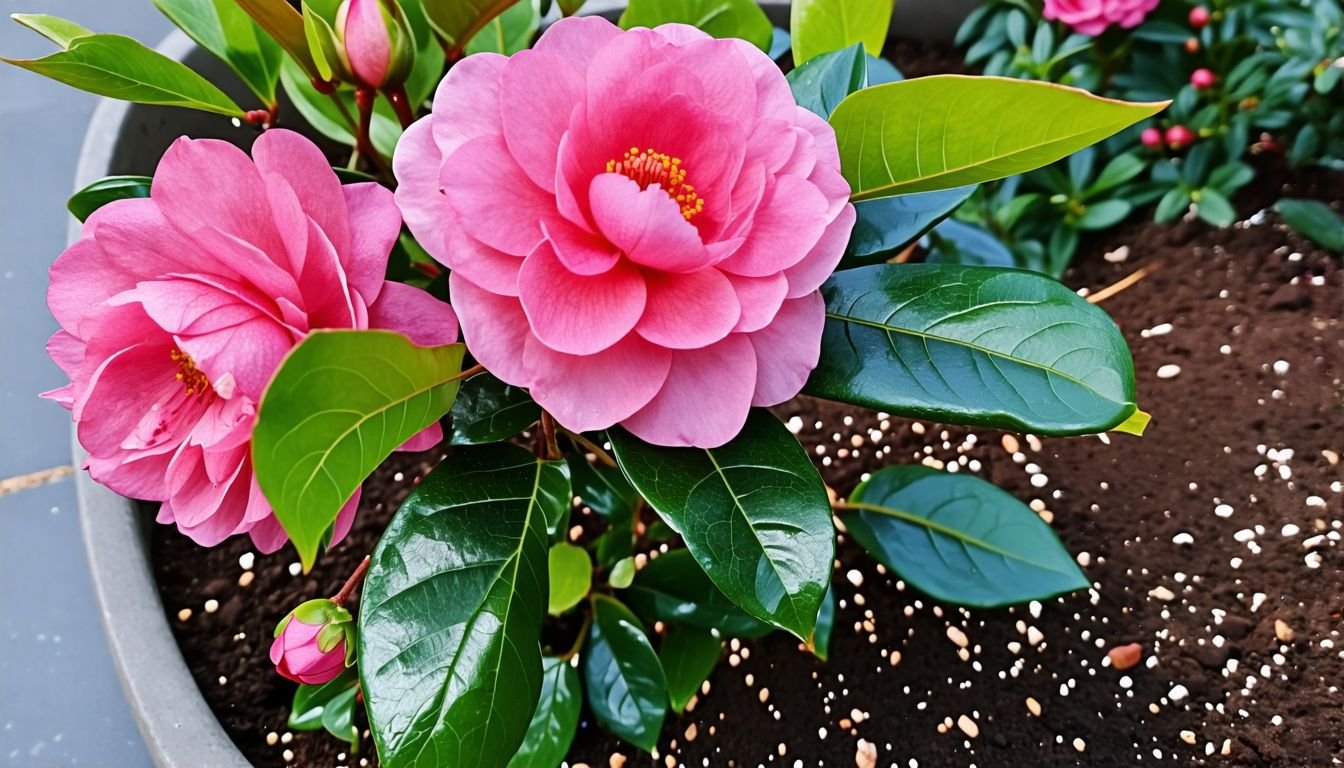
[{"x1": 11, "y1": 0, "x2": 1167, "y2": 763}]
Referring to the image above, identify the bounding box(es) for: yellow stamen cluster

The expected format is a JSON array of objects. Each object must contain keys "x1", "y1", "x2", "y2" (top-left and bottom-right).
[
  {"x1": 171, "y1": 348, "x2": 212, "y2": 397},
  {"x1": 605, "y1": 147, "x2": 705, "y2": 221}
]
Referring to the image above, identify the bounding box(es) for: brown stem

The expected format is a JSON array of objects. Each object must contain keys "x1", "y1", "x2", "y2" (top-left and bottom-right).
[
  {"x1": 384, "y1": 87, "x2": 416, "y2": 130},
  {"x1": 562, "y1": 430, "x2": 617, "y2": 468},
  {"x1": 559, "y1": 607, "x2": 594, "y2": 661},
  {"x1": 451, "y1": 363, "x2": 485, "y2": 382},
  {"x1": 353, "y1": 87, "x2": 391, "y2": 177},
  {"x1": 332, "y1": 556, "x2": 371, "y2": 606},
  {"x1": 539, "y1": 411, "x2": 562, "y2": 461}
]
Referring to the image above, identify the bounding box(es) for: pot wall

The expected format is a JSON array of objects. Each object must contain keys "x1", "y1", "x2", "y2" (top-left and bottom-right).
[{"x1": 74, "y1": 3, "x2": 975, "y2": 766}]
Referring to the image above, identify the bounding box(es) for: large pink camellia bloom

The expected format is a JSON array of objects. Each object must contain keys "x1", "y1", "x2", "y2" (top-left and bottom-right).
[
  {"x1": 395, "y1": 16, "x2": 855, "y2": 448},
  {"x1": 44, "y1": 129, "x2": 457, "y2": 552},
  {"x1": 1044, "y1": 0, "x2": 1159, "y2": 36}
]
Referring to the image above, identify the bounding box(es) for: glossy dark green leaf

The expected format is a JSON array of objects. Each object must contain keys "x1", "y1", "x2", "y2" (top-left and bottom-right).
[
  {"x1": 584, "y1": 596, "x2": 668, "y2": 752},
  {"x1": 842, "y1": 466, "x2": 1089, "y2": 607},
  {"x1": 786, "y1": 43, "x2": 866, "y2": 119},
  {"x1": 253, "y1": 331, "x2": 465, "y2": 570},
  {"x1": 805, "y1": 264, "x2": 1144, "y2": 436},
  {"x1": 619, "y1": 0, "x2": 773, "y2": 51},
  {"x1": 152, "y1": 0, "x2": 283, "y2": 104},
  {"x1": 809, "y1": 584, "x2": 835, "y2": 661},
  {"x1": 1277, "y1": 198, "x2": 1344, "y2": 252},
  {"x1": 660, "y1": 625, "x2": 721, "y2": 712},
  {"x1": 538, "y1": 458, "x2": 572, "y2": 543},
  {"x1": 567, "y1": 456, "x2": 639, "y2": 520},
  {"x1": 4, "y1": 33, "x2": 244, "y2": 117},
  {"x1": 843, "y1": 185, "x2": 977, "y2": 267},
  {"x1": 359, "y1": 444, "x2": 556, "y2": 768},
  {"x1": 507, "y1": 658, "x2": 581, "y2": 768},
  {"x1": 609, "y1": 412, "x2": 833, "y2": 640},
  {"x1": 621, "y1": 550, "x2": 771, "y2": 639},
  {"x1": 11, "y1": 14, "x2": 92, "y2": 47},
  {"x1": 450, "y1": 372, "x2": 540, "y2": 445},
  {"x1": 289, "y1": 668, "x2": 359, "y2": 731},
  {"x1": 548, "y1": 543, "x2": 592, "y2": 616},
  {"x1": 67, "y1": 175, "x2": 151, "y2": 222},
  {"x1": 830, "y1": 77, "x2": 1167, "y2": 200},
  {"x1": 924, "y1": 219, "x2": 1015, "y2": 268},
  {"x1": 790, "y1": 0, "x2": 891, "y2": 65}
]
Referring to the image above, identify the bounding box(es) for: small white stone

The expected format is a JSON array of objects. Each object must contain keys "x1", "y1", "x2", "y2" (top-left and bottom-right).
[
  {"x1": 1172, "y1": 532, "x2": 1195, "y2": 545},
  {"x1": 1027, "y1": 626, "x2": 1045, "y2": 646},
  {"x1": 1148, "y1": 323, "x2": 1173, "y2": 336},
  {"x1": 1156, "y1": 364, "x2": 1182, "y2": 379},
  {"x1": 238, "y1": 552, "x2": 255, "y2": 570},
  {"x1": 1169, "y1": 684, "x2": 1189, "y2": 702},
  {"x1": 1305, "y1": 552, "x2": 1323, "y2": 569},
  {"x1": 1214, "y1": 504, "x2": 1234, "y2": 518},
  {"x1": 1233, "y1": 529, "x2": 1256, "y2": 543},
  {"x1": 1281, "y1": 524, "x2": 1300, "y2": 537},
  {"x1": 846, "y1": 569, "x2": 864, "y2": 587},
  {"x1": 1273, "y1": 360, "x2": 1290, "y2": 375}
]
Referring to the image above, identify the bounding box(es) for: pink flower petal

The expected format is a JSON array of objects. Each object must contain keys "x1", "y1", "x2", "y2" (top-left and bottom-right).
[
  {"x1": 636, "y1": 268, "x2": 740, "y2": 350},
  {"x1": 621, "y1": 335, "x2": 757, "y2": 448},
  {"x1": 718, "y1": 175, "x2": 831, "y2": 277},
  {"x1": 430, "y1": 52, "x2": 507, "y2": 157},
  {"x1": 533, "y1": 15, "x2": 623, "y2": 71},
  {"x1": 589, "y1": 174, "x2": 711, "y2": 273},
  {"x1": 747, "y1": 293, "x2": 825, "y2": 406},
  {"x1": 518, "y1": 242, "x2": 647, "y2": 356},
  {"x1": 344, "y1": 0, "x2": 392, "y2": 87},
  {"x1": 152, "y1": 137, "x2": 284, "y2": 257},
  {"x1": 253, "y1": 129, "x2": 351, "y2": 256},
  {"x1": 526, "y1": 333, "x2": 671, "y2": 433},
  {"x1": 542, "y1": 218, "x2": 621, "y2": 275},
  {"x1": 726, "y1": 271, "x2": 789, "y2": 332},
  {"x1": 341, "y1": 182, "x2": 402, "y2": 306},
  {"x1": 440, "y1": 134, "x2": 556, "y2": 256},
  {"x1": 368, "y1": 280, "x2": 459, "y2": 347},
  {"x1": 782, "y1": 203, "x2": 855, "y2": 299},
  {"x1": 448, "y1": 274, "x2": 535, "y2": 387},
  {"x1": 501, "y1": 49, "x2": 584, "y2": 191}
]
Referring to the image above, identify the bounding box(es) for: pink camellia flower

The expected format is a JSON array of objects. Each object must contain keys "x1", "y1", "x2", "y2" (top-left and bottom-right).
[
  {"x1": 1044, "y1": 0, "x2": 1159, "y2": 36},
  {"x1": 270, "y1": 598, "x2": 351, "y2": 685},
  {"x1": 395, "y1": 16, "x2": 855, "y2": 448},
  {"x1": 44, "y1": 129, "x2": 457, "y2": 552}
]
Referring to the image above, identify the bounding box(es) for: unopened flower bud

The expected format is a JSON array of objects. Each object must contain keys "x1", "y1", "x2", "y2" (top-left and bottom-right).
[
  {"x1": 1184, "y1": 37, "x2": 1200, "y2": 54},
  {"x1": 1140, "y1": 127, "x2": 1164, "y2": 149},
  {"x1": 270, "y1": 598, "x2": 352, "y2": 685},
  {"x1": 1190, "y1": 68, "x2": 1216, "y2": 89},
  {"x1": 1188, "y1": 6, "x2": 1211, "y2": 28},
  {"x1": 337, "y1": 0, "x2": 415, "y2": 89},
  {"x1": 1165, "y1": 125, "x2": 1196, "y2": 150}
]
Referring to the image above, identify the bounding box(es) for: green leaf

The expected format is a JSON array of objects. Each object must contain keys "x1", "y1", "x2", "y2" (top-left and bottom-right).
[
  {"x1": 1154, "y1": 186, "x2": 1190, "y2": 223},
  {"x1": 359, "y1": 444, "x2": 554, "y2": 768},
  {"x1": 844, "y1": 185, "x2": 977, "y2": 268},
  {"x1": 289, "y1": 668, "x2": 359, "y2": 731},
  {"x1": 621, "y1": 550, "x2": 771, "y2": 638},
  {"x1": 423, "y1": 0, "x2": 525, "y2": 57},
  {"x1": 320, "y1": 685, "x2": 360, "y2": 744},
  {"x1": 1276, "y1": 198, "x2": 1344, "y2": 252},
  {"x1": 924, "y1": 219, "x2": 1015, "y2": 268},
  {"x1": 805, "y1": 264, "x2": 1141, "y2": 435},
  {"x1": 619, "y1": 0, "x2": 773, "y2": 51},
  {"x1": 585, "y1": 596, "x2": 668, "y2": 752},
  {"x1": 11, "y1": 14, "x2": 92, "y2": 48},
  {"x1": 252, "y1": 330, "x2": 465, "y2": 570},
  {"x1": 3, "y1": 33, "x2": 244, "y2": 117},
  {"x1": 507, "y1": 658, "x2": 581, "y2": 768},
  {"x1": 609, "y1": 412, "x2": 833, "y2": 640},
  {"x1": 829, "y1": 76, "x2": 1167, "y2": 200},
  {"x1": 1076, "y1": 199, "x2": 1132, "y2": 230},
  {"x1": 548, "y1": 543, "x2": 592, "y2": 615},
  {"x1": 608, "y1": 557, "x2": 636, "y2": 589},
  {"x1": 234, "y1": 0, "x2": 320, "y2": 79},
  {"x1": 568, "y1": 456, "x2": 639, "y2": 520},
  {"x1": 842, "y1": 466, "x2": 1089, "y2": 607},
  {"x1": 790, "y1": 0, "x2": 892, "y2": 65},
  {"x1": 809, "y1": 584, "x2": 835, "y2": 660},
  {"x1": 660, "y1": 625, "x2": 721, "y2": 712},
  {"x1": 786, "y1": 43, "x2": 867, "y2": 120},
  {"x1": 450, "y1": 372, "x2": 540, "y2": 445},
  {"x1": 279, "y1": 57, "x2": 403, "y2": 156},
  {"x1": 1195, "y1": 189, "x2": 1235, "y2": 227},
  {"x1": 465, "y1": 0, "x2": 539, "y2": 55},
  {"x1": 538, "y1": 459, "x2": 572, "y2": 542},
  {"x1": 151, "y1": 0, "x2": 283, "y2": 104},
  {"x1": 67, "y1": 175, "x2": 151, "y2": 222}
]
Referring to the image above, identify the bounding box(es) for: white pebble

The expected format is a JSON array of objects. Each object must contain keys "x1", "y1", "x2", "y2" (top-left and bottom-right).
[
  {"x1": 1169, "y1": 684, "x2": 1189, "y2": 702},
  {"x1": 1156, "y1": 364, "x2": 1182, "y2": 379},
  {"x1": 1214, "y1": 504, "x2": 1234, "y2": 518},
  {"x1": 1281, "y1": 524, "x2": 1300, "y2": 537},
  {"x1": 238, "y1": 552, "x2": 255, "y2": 570},
  {"x1": 1172, "y1": 532, "x2": 1195, "y2": 545},
  {"x1": 1272, "y1": 360, "x2": 1290, "y2": 375}
]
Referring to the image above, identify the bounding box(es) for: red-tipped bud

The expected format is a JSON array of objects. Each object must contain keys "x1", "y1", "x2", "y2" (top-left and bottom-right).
[
  {"x1": 1165, "y1": 125, "x2": 1197, "y2": 150},
  {"x1": 1188, "y1": 6, "x2": 1211, "y2": 28},
  {"x1": 1141, "y1": 127, "x2": 1164, "y2": 149},
  {"x1": 1191, "y1": 68, "x2": 1216, "y2": 89}
]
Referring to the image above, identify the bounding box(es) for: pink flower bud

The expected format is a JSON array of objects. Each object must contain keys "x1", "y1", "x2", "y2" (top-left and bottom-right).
[
  {"x1": 338, "y1": 0, "x2": 414, "y2": 89},
  {"x1": 1140, "y1": 127, "x2": 1164, "y2": 149},
  {"x1": 270, "y1": 599, "x2": 352, "y2": 685},
  {"x1": 1188, "y1": 6, "x2": 1210, "y2": 28},
  {"x1": 1190, "y1": 68, "x2": 1216, "y2": 89},
  {"x1": 1165, "y1": 125, "x2": 1196, "y2": 150}
]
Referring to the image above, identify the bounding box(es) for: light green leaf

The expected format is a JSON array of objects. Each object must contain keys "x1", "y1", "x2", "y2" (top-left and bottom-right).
[
  {"x1": 3, "y1": 33, "x2": 245, "y2": 117},
  {"x1": 507, "y1": 658, "x2": 581, "y2": 768},
  {"x1": 233, "y1": 0, "x2": 321, "y2": 80},
  {"x1": 829, "y1": 76, "x2": 1167, "y2": 200},
  {"x1": 608, "y1": 557, "x2": 636, "y2": 589},
  {"x1": 152, "y1": 0, "x2": 283, "y2": 104},
  {"x1": 842, "y1": 466, "x2": 1089, "y2": 607},
  {"x1": 619, "y1": 0, "x2": 773, "y2": 51},
  {"x1": 548, "y1": 543, "x2": 592, "y2": 615},
  {"x1": 805, "y1": 264, "x2": 1141, "y2": 435},
  {"x1": 279, "y1": 57, "x2": 403, "y2": 159},
  {"x1": 660, "y1": 625, "x2": 721, "y2": 712},
  {"x1": 790, "y1": 0, "x2": 891, "y2": 65},
  {"x1": 11, "y1": 14, "x2": 92, "y2": 48},
  {"x1": 1195, "y1": 189, "x2": 1235, "y2": 227},
  {"x1": 359, "y1": 444, "x2": 555, "y2": 768},
  {"x1": 252, "y1": 330, "x2": 465, "y2": 570},
  {"x1": 67, "y1": 175, "x2": 151, "y2": 222},
  {"x1": 609, "y1": 412, "x2": 833, "y2": 640},
  {"x1": 585, "y1": 596, "x2": 667, "y2": 752},
  {"x1": 1276, "y1": 198, "x2": 1344, "y2": 252}
]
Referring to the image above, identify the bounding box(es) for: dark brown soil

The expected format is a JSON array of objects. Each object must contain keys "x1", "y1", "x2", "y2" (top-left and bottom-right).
[{"x1": 150, "y1": 39, "x2": 1344, "y2": 768}]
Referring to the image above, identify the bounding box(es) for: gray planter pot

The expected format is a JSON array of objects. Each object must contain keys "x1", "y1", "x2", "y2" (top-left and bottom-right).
[{"x1": 73, "y1": 2, "x2": 975, "y2": 765}]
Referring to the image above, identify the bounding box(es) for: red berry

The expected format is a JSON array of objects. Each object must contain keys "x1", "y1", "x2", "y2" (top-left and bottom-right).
[
  {"x1": 1165, "y1": 125, "x2": 1196, "y2": 149},
  {"x1": 1191, "y1": 68, "x2": 1216, "y2": 89},
  {"x1": 1184, "y1": 37, "x2": 1201, "y2": 54},
  {"x1": 1140, "y1": 127, "x2": 1164, "y2": 149},
  {"x1": 1189, "y1": 6, "x2": 1210, "y2": 28}
]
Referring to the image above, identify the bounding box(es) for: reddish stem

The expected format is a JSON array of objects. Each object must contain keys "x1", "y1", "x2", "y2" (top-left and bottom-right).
[
  {"x1": 332, "y1": 556, "x2": 371, "y2": 606},
  {"x1": 384, "y1": 87, "x2": 416, "y2": 130}
]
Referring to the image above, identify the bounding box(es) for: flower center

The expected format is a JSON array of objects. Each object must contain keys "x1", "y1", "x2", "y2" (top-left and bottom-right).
[
  {"x1": 171, "y1": 348, "x2": 213, "y2": 397},
  {"x1": 605, "y1": 147, "x2": 705, "y2": 221}
]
